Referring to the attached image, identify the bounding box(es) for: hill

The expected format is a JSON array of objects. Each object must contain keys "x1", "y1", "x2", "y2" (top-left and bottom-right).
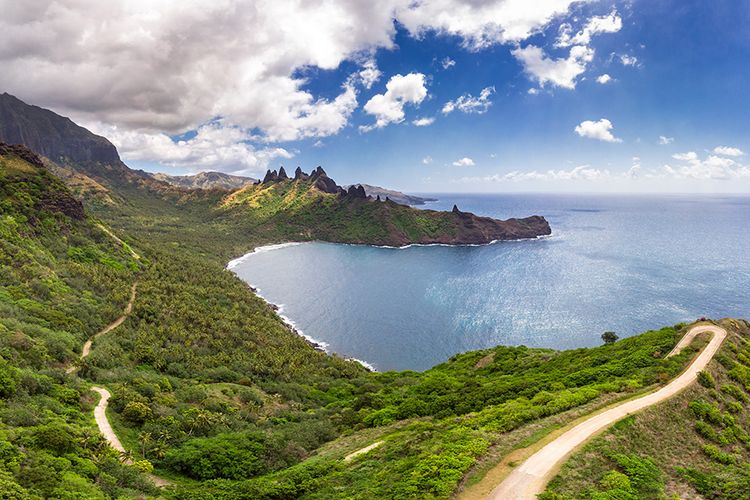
[
  {"x1": 222, "y1": 166, "x2": 550, "y2": 246},
  {"x1": 150, "y1": 171, "x2": 257, "y2": 190}
]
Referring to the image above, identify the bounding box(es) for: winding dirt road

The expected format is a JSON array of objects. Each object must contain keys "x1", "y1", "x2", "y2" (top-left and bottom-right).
[
  {"x1": 66, "y1": 283, "x2": 137, "y2": 374},
  {"x1": 488, "y1": 323, "x2": 727, "y2": 500}
]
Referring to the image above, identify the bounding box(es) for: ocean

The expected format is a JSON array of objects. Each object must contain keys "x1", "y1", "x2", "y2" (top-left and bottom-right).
[{"x1": 228, "y1": 193, "x2": 750, "y2": 372}]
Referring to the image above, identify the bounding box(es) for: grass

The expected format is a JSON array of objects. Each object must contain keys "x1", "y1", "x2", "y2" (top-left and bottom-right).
[{"x1": 542, "y1": 318, "x2": 750, "y2": 499}]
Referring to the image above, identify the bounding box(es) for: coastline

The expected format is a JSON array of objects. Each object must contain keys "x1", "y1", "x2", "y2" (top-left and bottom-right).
[
  {"x1": 227, "y1": 243, "x2": 378, "y2": 372},
  {"x1": 225, "y1": 234, "x2": 553, "y2": 373}
]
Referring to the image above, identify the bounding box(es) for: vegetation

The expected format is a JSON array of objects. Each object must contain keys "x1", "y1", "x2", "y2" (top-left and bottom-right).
[
  {"x1": 0, "y1": 140, "x2": 737, "y2": 499},
  {"x1": 543, "y1": 319, "x2": 750, "y2": 499}
]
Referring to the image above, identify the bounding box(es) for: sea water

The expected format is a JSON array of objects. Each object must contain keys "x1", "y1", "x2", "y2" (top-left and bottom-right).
[{"x1": 229, "y1": 194, "x2": 750, "y2": 371}]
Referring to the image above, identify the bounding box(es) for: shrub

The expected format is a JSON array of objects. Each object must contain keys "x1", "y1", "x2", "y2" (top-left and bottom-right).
[
  {"x1": 697, "y1": 371, "x2": 715, "y2": 388},
  {"x1": 164, "y1": 432, "x2": 266, "y2": 480},
  {"x1": 122, "y1": 401, "x2": 153, "y2": 424}
]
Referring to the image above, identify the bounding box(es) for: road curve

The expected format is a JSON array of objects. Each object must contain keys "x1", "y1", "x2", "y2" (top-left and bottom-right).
[{"x1": 489, "y1": 324, "x2": 727, "y2": 500}]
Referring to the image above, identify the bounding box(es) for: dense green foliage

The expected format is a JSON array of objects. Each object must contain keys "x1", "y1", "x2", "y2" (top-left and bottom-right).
[
  {"x1": 0, "y1": 152, "x2": 152, "y2": 497},
  {"x1": 543, "y1": 320, "x2": 750, "y2": 499}
]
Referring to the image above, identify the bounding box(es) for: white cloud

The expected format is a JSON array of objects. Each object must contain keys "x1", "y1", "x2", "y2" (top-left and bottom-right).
[
  {"x1": 422, "y1": 156, "x2": 433, "y2": 164},
  {"x1": 527, "y1": 88, "x2": 540, "y2": 95},
  {"x1": 665, "y1": 151, "x2": 750, "y2": 180},
  {"x1": 452, "y1": 157, "x2": 475, "y2": 167},
  {"x1": 361, "y1": 72, "x2": 428, "y2": 131},
  {"x1": 574, "y1": 118, "x2": 622, "y2": 143},
  {"x1": 356, "y1": 58, "x2": 382, "y2": 89},
  {"x1": 396, "y1": 0, "x2": 583, "y2": 50},
  {"x1": 713, "y1": 145, "x2": 744, "y2": 157},
  {"x1": 596, "y1": 74, "x2": 612, "y2": 84},
  {"x1": 412, "y1": 117, "x2": 435, "y2": 126},
  {"x1": 0, "y1": 1, "x2": 596, "y2": 171},
  {"x1": 441, "y1": 56, "x2": 456, "y2": 69},
  {"x1": 658, "y1": 135, "x2": 674, "y2": 145},
  {"x1": 672, "y1": 151, "x2": 698, "y2": 161},
  {"x1": 442, "y1": 86, "x2": 495, "y2": 114},
  {"x1": 513, "y1": 44, "x2": 594, "y2": 89},
  {"x1": 93, "y1": 121, "x2": 292, "y2": 175},
  {"x1": 618, "y1": 54, "x2": 639, "y2": 66},
  {"x1": 556, "y1": 11, "x2": 622, "y2": 48},
  {"x1": 468, "y1": 165, "x2": 609, "y2": 182}
]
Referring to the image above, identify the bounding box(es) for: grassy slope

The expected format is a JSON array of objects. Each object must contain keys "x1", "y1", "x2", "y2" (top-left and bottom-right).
[
  {"x1": 543, "y1": 318, "x2": 750, "y2": 499},
  {"x1": 0, "y1": 150, "x2": 154, "y2": 497}
]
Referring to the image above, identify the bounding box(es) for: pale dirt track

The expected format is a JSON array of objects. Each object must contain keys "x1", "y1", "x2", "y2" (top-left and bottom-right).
[
  {"x1": 66, "y1": 283, "x2": 137, "y2": 374},
  {"x1": 488, "y1": 324, "x2": 727, "y2": 500}
]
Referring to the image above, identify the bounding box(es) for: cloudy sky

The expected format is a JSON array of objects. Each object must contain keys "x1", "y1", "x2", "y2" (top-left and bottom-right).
[{"x1": 2, "y1": 0, "x2": 749, "y2": 192}]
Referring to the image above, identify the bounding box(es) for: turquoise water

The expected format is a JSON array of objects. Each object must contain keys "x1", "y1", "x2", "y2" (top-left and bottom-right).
[{"x1": 229, "y1": 194, "x2": 750, "y2": 371}]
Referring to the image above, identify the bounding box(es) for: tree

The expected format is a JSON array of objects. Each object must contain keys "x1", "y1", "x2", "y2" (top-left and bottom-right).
[{"x1": 601, "y1": 331, "x2": 619, "y2": 345}]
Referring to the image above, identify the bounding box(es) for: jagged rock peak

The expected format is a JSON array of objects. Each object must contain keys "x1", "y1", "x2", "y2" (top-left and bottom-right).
[
  {"x1": 294, "y1": 166, "x2": 308, "y2": 180},
  {"x1": 310, "y1": 166, "x2": 327, "y2": 179},
  {"x1": 376, "y1": 194, "x2": 381, "y2": 201},
  {"x1": 278, "y1": 166, "x2": 288, "y2": 179},
  {"x1": 346, "y1": 184, "x2": 367, "y2": 199},
  {"x1": 262, "y1": 169, "x2": 279, "y2": 183},
  {"x1": 452, "y1": 204, "x2": 461, "y2": 213}
]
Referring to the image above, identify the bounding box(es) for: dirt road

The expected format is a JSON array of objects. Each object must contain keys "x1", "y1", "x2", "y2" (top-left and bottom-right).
[{"x1": 488, "y1": 324, "x2": 727, "y2": 499}]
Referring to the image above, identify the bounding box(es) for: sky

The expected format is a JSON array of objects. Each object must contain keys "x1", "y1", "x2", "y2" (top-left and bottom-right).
[{"x1": 1, "y1": 0, "x2": 749, "y2": 193}]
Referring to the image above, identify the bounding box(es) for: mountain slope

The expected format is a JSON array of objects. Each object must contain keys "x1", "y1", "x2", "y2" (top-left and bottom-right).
[
  {"x1": 0, "y1": 143, "x2": 153, "y2": 497},
  {"x1": 223, "y1": 167, "x2": 551, "y2": 246}
]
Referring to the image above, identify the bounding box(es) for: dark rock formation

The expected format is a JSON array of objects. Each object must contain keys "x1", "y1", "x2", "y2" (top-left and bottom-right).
[
  {"x1": 262, "y1": 169, "x2": 279, "y2": 183},
  {"x1": 452, "y1": 204, "x2": 460, "y2": 213},
  {"x1": 0, "y1": 142, "x2": 85, "y2": 220},
  {"x1": 346, "y1": 185, "x2": 367, "y2": 199},
  {"x1": 0, "y1": 142, "x2": 46, "y2": 170},
  {"x1": 278, "y1": 166, "x2": 288, "y2": 180},
  {"x1": 294, "y1": 167, "x2": 309, "y2": 181},
  {"x1": 376, "y1": 195, "x2": 381, "y2": 201},
  {"x1": 0, "y1": 92, "x2": 120, "y2": 164}
]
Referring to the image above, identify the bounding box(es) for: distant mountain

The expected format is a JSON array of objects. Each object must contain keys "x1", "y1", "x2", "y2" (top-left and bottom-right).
[
  {"x1": 151, "y1": 171, "x2": 256, "y2": 190},
  {"x1": 343, "y1": 183, "x2": 437, "y2": 205},
  {"x1": 0, "y1": 92, "x2": 120, "y2": 164}
]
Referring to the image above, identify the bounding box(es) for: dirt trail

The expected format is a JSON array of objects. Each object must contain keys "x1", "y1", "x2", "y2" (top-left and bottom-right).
[
  {"x1": 66, "y1": 283, "x2": 137, "y2": 374},
  {"x1": 487, "y1": 324, "x2": 727, "y2": 500}
]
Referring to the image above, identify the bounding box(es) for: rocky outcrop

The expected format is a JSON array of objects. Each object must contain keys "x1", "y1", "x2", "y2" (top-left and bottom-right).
[
  {"x1": 0, "y1": 92, "x2": 120, "y2": 164},
  {"x1": 294, "y1": 167, "x2": 308, "y2": 181},
  {"x1": 346, "y1": 185, "x2": 367, "y2": 199},
  {"x1": 0, "y1": 142, "x2": 85, "y2": 220},
  {"x1": 278, "y1": 166, "x2": 289, "y2": 180}
]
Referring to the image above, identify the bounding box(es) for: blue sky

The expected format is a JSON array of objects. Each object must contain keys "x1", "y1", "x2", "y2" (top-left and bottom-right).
[{"x1": 2, "y1": 0, "x2": 749, "y2": 192}]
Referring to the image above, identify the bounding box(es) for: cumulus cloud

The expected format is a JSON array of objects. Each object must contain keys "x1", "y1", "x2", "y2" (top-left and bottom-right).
[
  {"x1": 361, "y1": 73, "x2": 428, "y2": 131},
  {"x1": 658, "y1": 135, "x2": 674, "y2": 145},
  {"x1": 412, "y1": 117, "x2": 435, "y2": 126},
  {"x1": 452, "y1": 157, "x2": 475, "y2": 167},
  {"x1": 93, "y1": 121, "x2": 292, "y2": 174},
  {"x1": 713, "y1": 145, "x2": 744, "y2": 157},
  {"x1": 422, "y1": 156, "x2": 433, "y2": 164},
  {"x1": 596, "y1": 74, "x2": 612, "y2": 84},
  {"x1": 0, "y1": 0, "x2": 595, "y2": 171},
  {"x1": 397, "y1": 0, "x2": 582, "y2": 50},
  {"x1": 464, "y1": 165, "x2": 609, "y2": 183},
  {"x1": 442, "y1": 87, "x2": 495, "y2": 114},
  {"x1": 574, "y1": 118, "x2": 622, "y2": 143},
  {"x1": 665, "y1": 150, "x2": 750, "y2": 180},
  {"x1": 513, "y1": 45, "x2": 594, "y2": 89},
  {"x1": 556, "y1": 11, "x2": 622, "y2": 48}
]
